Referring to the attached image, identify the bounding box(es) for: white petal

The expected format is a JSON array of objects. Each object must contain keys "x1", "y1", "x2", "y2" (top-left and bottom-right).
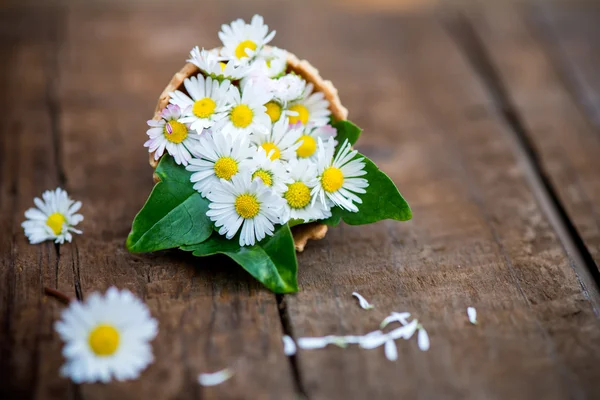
[
  {"x1": 352, "y1": 292, "x2": 374, "y2": 310},
  {"x1": 384, "y1": 339, "x2": 398, "y2": 361},
  {"x1": 380, "y1": 312, "x2": 411, "y2": 328},
  {"x1": 198, "y1": 368, "x2": 234, "y2": 386},
  {"x1": 417, "y1": 328, "x2": 430, "y2": 351},
  {"x1": 467, "y1": 307, "x2": 477, "y2": 325},
  {"x1": 282, "y1": 335, "x2": 297, "y2": 356}
]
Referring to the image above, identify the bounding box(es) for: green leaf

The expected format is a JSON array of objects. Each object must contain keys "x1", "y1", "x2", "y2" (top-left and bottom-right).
[
  {"x1": 126, "y1": 156, "x2": 212, "y2": 252},
  {"x1": 323, "y1": 153, "x2": 412, "y2": 226},
  {"x1": 333, "y1": 120, "x2": 362, "y2": 148},
  {"x1": 181, "y1": 225, "x2": 298, "y2": 293}
]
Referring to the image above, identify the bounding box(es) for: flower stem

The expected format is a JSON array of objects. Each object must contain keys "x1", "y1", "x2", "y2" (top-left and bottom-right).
[{"x1": 44, "y1": 287, "x2": 72, "y2": 305}]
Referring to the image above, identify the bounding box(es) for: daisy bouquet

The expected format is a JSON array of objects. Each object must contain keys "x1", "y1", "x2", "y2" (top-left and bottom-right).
[{"x1": 127, "y1": 15, "x2": 411, "y2": 293}]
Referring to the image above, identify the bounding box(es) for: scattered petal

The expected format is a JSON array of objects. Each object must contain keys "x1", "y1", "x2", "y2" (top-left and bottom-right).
[
  {"x1": 359, "y1": 330, "x2": 388, "y2": 349},
  {"x1": 380, "y1": 312, "x2": 411, "y2": 328},
  {"x1": 417, "y1": 328, "x2": 430, "y2": 351},
  {"x1": 467, "y1": 307, "x2": 477, "y2": 325},
  {"x1": 297, "y1": 336, "x2": 332, "y2": 350},
  {"x1": 352, "y1": 292, "x2": 374, "y2": 310},
  {"x1": 384, "y1": 339, "x2": 398, "y2": 361},
  {"x1": 198, "y1": 368, "x2": 234, "y2": 386},
  {"x1": 282, "y1": 335, "x2": 297, "y2": 356},
  {"x1": 387, "y1": 319, "x2": 419, "y2": 341}
]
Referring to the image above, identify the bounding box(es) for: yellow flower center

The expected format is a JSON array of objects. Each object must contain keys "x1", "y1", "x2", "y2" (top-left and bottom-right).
[
  {"x1": 163, "y1": 121, "x2": 188, "y2": 143},
  {"x1": 321, "y1": 167, "x2": 344, "y2": 193},
  {"x1": 288, "y1": 104, "x2": 310, "y2": 125},
  {"x1": 285, "y1": 182, "x2": 311, "y2": 209},
  {"x1": 193, "y1": 97, "x2": 217, "y2": 118},
  {"x1": 265, "y1": 101, "x2": 282, "y2": 122},
  {"x1": 235, "y1": 40, "x2": 257, "y2": 59},
  {"x1": 261, "y1": 142, "x2": 281, "y2": 160},
  {"x1": 46, "y1": 212, "x2": 66, "y2": 235},
  {"x1": 213, "y1": 157, "x2": 238, "y2": 180},
  {"x1": 296, "y1": 135, "x2": 317, "y2": 158},
  {"x1": 230, "y1": 104, "x2": 253, "y2": 128},
  {"x1": 235, "y1": 194, "x2": 260, "y2": 219},
  {"x1": 252, "y1": 169, "x2": 273, "y2": 186},
  {"x1": 219, "y1": 62, "x2": 227, "y2": 71},
  {"x1": 88, "y1": 324, "x2": 120, "y2": 356}
]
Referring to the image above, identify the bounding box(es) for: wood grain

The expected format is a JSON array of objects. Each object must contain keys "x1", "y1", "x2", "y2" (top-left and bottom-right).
[
  {"x1": 1, "y1": 1, "x2": 600, "y2": 399},
  {"x1": 465, "y1": 5, "x2": 600, "y2": 270},
  {"x1": 278, "y1": 7, "x2": 600, "y2": 399}
]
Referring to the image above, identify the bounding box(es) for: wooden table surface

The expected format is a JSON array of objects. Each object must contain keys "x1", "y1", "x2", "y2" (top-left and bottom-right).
[{"x1": 2, "y1": 0, "x2": 600, "y2": 399}]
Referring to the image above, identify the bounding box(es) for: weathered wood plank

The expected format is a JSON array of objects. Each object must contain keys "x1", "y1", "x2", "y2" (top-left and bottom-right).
[
  {"x1": 0, "y1": 8, "x2": 78, "y2": 400},
  {"x1": 532, "y1": 3, "x2": 600, "y2": 130},
  {"x1": 276, "y1": 8, "x2": 600, "y2": 399},
  {"x1": 51, "y1": 3, "x2": 296, "y2": 400},
  {"x1": 465, "y1": 5, "x2": 600, "y2": 270}
]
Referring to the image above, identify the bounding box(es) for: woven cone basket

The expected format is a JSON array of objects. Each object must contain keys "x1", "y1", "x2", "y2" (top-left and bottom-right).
[{"x1": 148, "y1": 50, "x2": 348, "y2": 252}]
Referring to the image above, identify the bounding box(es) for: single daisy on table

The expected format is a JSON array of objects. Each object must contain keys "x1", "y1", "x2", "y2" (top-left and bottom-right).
[
  {"x1": 216, "y1": 84, "x2": 272, "y2": 137},
  {"x1": 219, "y1": 15, "x2": 276, "y2": 63},
  {"x1": 54, "y1": 287, "x2": 158, "y2": 383},
  {"x1": 144, "y1": 104, "x2": 201, "y2": 166},
  {"x1": 186, "y1": 131, "x2": 254, "y2": 197},
  {"x1": 207, "y1": 173, "x2": 285, "y2": 246},
  {"x1": 281, "y1": 159, "x2": 331, "y2": 223},
  {"x1": 251, "y1": 117, "x2": 303, "y2": 162},
  {"x1": 296, "y1": 124, "x2": 337, "y2": 160},
  {"x1": 312, "y1": 138, "x2": 369, "y2": 212},
  {"x1": 249, "y1": 147, "x2": 292, "y2": 194},
  {"x1": 168, "y1": 74, "x2": 233, "y2": 132},
  {"x1": 287, "y1": 83, "x2": 331, "y2": 127},
  {"x1": 187, "y1": 46, "x2": 250, "y2": 81},
  {"x1": 22, "y1": 188, "x2": 83, "y2": 244}
]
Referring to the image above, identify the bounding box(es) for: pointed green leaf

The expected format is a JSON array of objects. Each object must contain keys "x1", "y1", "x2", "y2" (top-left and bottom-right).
[
  {"x1": 181, "y1": 225, "x2": 298, "y2": 293},
  {"x1": 333, "y1": 120, "x2": 362, "y2": 148},
  {"x1": 323, "y1": 153, "x2": 412, "y2": 226},
  {"x1": 126, "y1": 156, "x2": 212, "y2": 252}
]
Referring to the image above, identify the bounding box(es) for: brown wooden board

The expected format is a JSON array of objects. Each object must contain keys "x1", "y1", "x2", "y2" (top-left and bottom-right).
[
  {"x1": 278, "y1": 6, "x2": 600, "y2": 400},
  {"x1": 531, "y1": 3, "x2": 600, "y2": 130},
  {"x1": 465, "y1": 5, "x2": 600, "y2": 270},
  {"x1": 1, "y1": 1, "x2": 600, "y2": 399}
]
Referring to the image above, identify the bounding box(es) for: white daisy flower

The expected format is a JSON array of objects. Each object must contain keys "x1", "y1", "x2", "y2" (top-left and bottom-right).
[
  {"x1": 281, "y1": 159, "x2": 331, "y2": 223},
  {"x1": 22, "y1": 188, "x2": 83, "y2": 244},
  {"x1": 312, "y1": 138, "x2": 369, "y2": 212},
  {"x1": 218, "y1": 15, "x2": 276, "y2": 63},
  {"x1": 186, "y1": 131, "x2": 254, "y2": 197},
  {"x1": 249, "y1": 147, "x2": 292, "y2": 194},
  {"x1": 287, "y1": 83, "x2": 331, "y2": 127},
  {"x1": 207, "y1": 173, "x2": 285, "y2": 246},
  {"x1": 251, "y1": 117, "x2": 303, "y2": 162},
  {"x1": 253, "y1": 46, "x2": 287, "y2": 78},
  {"x1": 187, "y1": 46, "x2": 250, "y2": 81},
  {"x1": 216, "y1": 84, "x2": 272, "y2": 137},
  {"x1": 54, "y1": 287, "x2": 158, "y2": 383},
  {"x1": 270, "y1": 74, "x2": 306, "y2": 103},
  {"x1": 296, "y1": 124, "x2": 337, "y2": 160},
  {"x1": 144, "y1": 104, "x2": 201, "y2": 166},
  {"x1": 168, "y1": 75, "x2": 232, "y2": 132}
]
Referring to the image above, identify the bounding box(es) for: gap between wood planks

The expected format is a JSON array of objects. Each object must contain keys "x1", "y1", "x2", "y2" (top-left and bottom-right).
[{"x1": 443, "y1": 12, "x2": 600, "y2": 313}]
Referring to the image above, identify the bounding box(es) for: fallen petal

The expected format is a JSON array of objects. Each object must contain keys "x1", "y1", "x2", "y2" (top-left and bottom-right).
[
  {"x1": 297, "y1": 336, "x2": 331, "y2": 350},
  {"x1": 417, "y1": 328, "x2": 430, "y2": 351},
  {"x1": 387, "y1": 319, "x2": 419, "y2": 341},
  {"x1": 282, "y1": 335, "x2": 297, "y2": 356},
  {"x1": 467, "y1": 307, "x2": 477, "y2": 325},
  {"x1": 384, "y1": 339, "x2": 398, "y2": 361},
  {"x1": 198, "y1": 368, "x2": 234, "y2": 386},
  {"x1": 352, "y1": 292, "x2": 374, "y2": 310},
  {"x1": 380, "y1": 312, "x2": 411, "y2": 328}
]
